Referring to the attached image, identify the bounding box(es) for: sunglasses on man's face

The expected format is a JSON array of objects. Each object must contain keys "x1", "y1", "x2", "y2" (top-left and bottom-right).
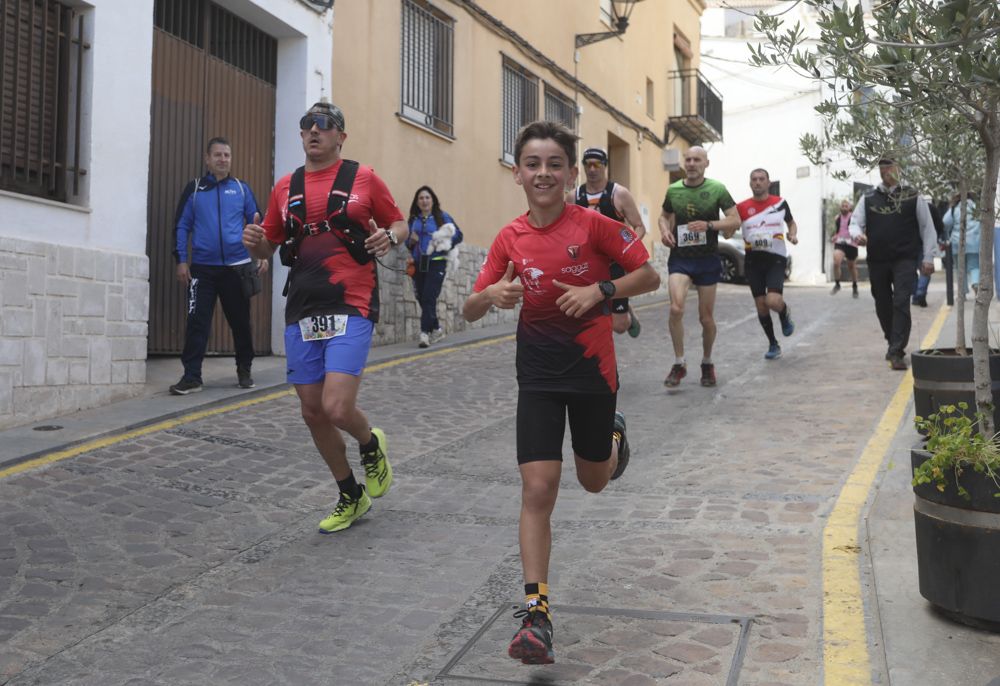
[
  {"x1": 584, "y1": 161, "x2": 606, "y2": 170},
  {"x1": 299, "y1": 114, "x2": 340, "y2": 131}
]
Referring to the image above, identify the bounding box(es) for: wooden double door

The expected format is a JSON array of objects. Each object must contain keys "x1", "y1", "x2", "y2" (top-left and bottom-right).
[{"x1": 146, "y1": 0, "x2": 276, "y2": 355}]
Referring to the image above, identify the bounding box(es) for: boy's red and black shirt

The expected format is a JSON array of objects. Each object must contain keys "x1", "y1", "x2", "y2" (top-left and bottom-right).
[{"x1": 474, "y1": 203, "x2": 649, "y2": 394}]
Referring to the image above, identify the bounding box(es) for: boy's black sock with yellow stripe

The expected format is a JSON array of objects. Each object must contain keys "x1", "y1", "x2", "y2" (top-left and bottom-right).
[{"x1": 524, "y1": 582, "x2": 550, "y2": 619}]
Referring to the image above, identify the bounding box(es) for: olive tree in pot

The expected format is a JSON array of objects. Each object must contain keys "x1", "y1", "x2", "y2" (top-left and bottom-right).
[
  {"x1": 912, "y1": 404, "x2": 1000, "y2": 629},
  {"x1": 908, "y1": 144, "x2": 999, "y2": 431},
  {"x1": 752, "y1": 0, "x2": 1000, "y2": 628}
]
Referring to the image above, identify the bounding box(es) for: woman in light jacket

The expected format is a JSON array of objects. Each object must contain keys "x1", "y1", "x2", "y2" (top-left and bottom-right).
[
  {"x1": 943, "y1": 192, "x2": 981, "y2": 294},
  {"x1": 407, "y1": 186, "x2": 463, "y2": 348}
]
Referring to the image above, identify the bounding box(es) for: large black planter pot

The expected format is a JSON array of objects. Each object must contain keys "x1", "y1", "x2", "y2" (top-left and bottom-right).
[
  {"x1": 911, "y1": 348, "x2": 1000, "y2": 434},
  {"x1": 912, "y1": 448, "x2": 1000, "y2": 630}
]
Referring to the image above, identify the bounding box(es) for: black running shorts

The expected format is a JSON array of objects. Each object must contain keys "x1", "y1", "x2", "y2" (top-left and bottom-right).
[
  {"x1": 834, "y1": 243, "x2": 858, "y2": 261},
  {"x1": 516, "y1": 389, "x2": 617, "y2": 464},
  {"x1": 745, "y1": 251, "x2": 787, "y2": 298}
]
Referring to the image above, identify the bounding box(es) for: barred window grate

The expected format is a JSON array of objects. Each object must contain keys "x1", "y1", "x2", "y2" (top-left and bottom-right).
[
  {"x1": 501, "y1": 58, "x2": 537, "y2": 164},
  {"x1": 209, "y1": 4, "x2": 276, "y2": 85},
  {"x1": 1, "y1": 0, "x2": 88, "y2": 202},
  {"x1": 400, "y1": 0, "x2": 454, "y2": 137},
  {"x1": 544, "y1": 84, "x2": 575, "y2": 131},
  {"x1": 153, "y1": 0, "x2": 204, "y2": 48},
  {"x1": 154, "y1": 0, "x2": 277, "y2": 85}
]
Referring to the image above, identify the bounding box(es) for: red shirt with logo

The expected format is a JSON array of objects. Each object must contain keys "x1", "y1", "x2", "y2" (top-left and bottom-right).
[
  {"x1": 735, "y1": 194, "x2": 794, "y2": 258},
  {"x1": 474, "y1": 203, "x2": 649, "y2": 393},
  {"x1": 261, "y1": 160, "x2": 403, "y2": 325}
]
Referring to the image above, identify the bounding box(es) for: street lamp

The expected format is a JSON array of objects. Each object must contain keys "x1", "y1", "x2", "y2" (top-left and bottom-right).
[{"x1": 575, "y1": 0, "x2": 644, "y2": 49}]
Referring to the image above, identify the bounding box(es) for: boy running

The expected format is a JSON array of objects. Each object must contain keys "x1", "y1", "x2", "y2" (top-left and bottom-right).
[{"x1": 463, "y1": 121, "x2": 660, "y2": 665}]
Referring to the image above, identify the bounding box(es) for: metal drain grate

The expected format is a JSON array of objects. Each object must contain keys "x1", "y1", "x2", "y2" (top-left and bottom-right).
[{"x1": 437, "y1": 603, "x2": 753, "y2": 685}]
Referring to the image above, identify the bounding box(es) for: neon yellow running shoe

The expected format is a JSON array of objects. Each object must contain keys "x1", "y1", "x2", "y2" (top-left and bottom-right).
[
  {"x1": 318, "y1": 487, "x2": 372, "y2": 533},
  {"x1": 360, "y1": 427, "x2": 393, "y2": 498}
]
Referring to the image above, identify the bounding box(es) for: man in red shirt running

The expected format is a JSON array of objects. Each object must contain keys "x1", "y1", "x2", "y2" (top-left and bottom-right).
[
  {"x1": 243, "y1": 102, "x2": 407, "y2": 533},
  {"x1": 464, "y1": 121, "x2": 660, "y2": 666}
]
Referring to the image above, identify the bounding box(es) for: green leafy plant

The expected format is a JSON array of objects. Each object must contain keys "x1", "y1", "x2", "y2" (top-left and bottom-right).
[{"x1": 913, "y1": 403, "x2": 1000, "y2": 499}]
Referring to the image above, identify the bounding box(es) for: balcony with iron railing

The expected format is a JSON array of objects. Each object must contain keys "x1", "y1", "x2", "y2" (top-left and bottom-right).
[{"x1": 666, "y1": 69, "x2": 723, "y2": 145}]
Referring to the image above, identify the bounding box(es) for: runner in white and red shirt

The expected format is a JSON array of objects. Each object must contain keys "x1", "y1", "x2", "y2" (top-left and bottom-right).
[{"x1": 735, "y1": 168, "x2": 799, "y2": 360}]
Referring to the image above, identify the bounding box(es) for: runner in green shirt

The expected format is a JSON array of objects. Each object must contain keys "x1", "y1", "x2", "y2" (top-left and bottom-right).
[{"x1": 658, "y1": 146, "x2": 740, "y2": 387}]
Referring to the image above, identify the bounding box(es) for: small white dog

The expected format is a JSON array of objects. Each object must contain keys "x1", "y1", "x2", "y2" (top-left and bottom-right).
[{"x1": 429, "y1": 222, "x2": 460, "y2": 270}]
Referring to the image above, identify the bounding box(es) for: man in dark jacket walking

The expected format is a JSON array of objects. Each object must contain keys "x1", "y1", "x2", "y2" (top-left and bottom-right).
[
  {"x1": 171, "y1": 137, "x2": 266, "y2": 394},
  {"x1": 849, "y1": 158, "x2": 936, "y2": 370}
]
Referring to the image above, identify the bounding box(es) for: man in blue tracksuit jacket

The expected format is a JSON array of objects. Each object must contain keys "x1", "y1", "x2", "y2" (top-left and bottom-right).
[{"x1": 170, "y1": 136, "x2": 265, "y2": 395}]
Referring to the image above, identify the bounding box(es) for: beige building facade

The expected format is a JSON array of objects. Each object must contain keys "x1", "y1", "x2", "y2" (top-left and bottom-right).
[{"x1": 330, "y1": 0, "x2": 714, "y2": 254}]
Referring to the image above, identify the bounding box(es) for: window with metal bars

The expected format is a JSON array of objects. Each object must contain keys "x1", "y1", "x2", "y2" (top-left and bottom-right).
[
  {"x1": 153, "y1": 0, "x2": 277, "y2": 85},
  {"x1": 209, "y1": 4, "x2": 276, "y2": 85},
  {"x1": 501, "y1": 58, "x2": 537, "y2": 165},
  {"x1": 544, "y1": 84, "x2": 575, "y2": 131},
  {"x1": 0, "y1": 0, "x2": 89, "y2": 202},
  {"x1": 399, "y1": 0, "x2": 454, "y2": 137},
  {"x1": 153, "y1": 0, "x2": 203, "y2": 47}
]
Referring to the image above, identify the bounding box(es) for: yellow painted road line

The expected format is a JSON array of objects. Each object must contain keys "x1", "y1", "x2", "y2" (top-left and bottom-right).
[
  {"x1": 822, "y1": 304, "x2": 949, "y2": 684},
  {"x1": 0, "y1": 334, "x2": 515, "y2": 481},
  {"x1": 0, "y1": 388, "x2": 293, "y2": 480}
]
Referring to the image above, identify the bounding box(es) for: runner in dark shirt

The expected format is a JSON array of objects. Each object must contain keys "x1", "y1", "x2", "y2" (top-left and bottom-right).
[
  {"x1": 572, "y1": 146, "x2": 647, "y2": 338},
  {"x1": 463, "y1": 121, "x2": 660, "y2": 666}
]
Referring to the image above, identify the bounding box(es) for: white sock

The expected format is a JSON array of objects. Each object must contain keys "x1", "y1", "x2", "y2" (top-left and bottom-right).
[
  {"x1": 702, "y1": 357, "x2": 712, "y2": 365},
  {"x1": 676, "y1": 357, "x2": 686, "y2": 366}
]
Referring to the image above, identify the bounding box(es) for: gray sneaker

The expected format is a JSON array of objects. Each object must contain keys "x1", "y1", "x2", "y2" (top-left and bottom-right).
[
  {"x1": 237, "y1": 367, "x2": 255, "y2": 389},
  {"x1": 169, "y1": 377, "x2": 202, "y2": 395}
]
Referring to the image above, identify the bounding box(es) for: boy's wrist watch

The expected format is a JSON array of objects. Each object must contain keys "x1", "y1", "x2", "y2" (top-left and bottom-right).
[
  {"x1": 598, "y1": 280, "x2": 616, "y2": 300},
  {"x1": 384, "y1": 228, "x2": 399, "y2": 246}
]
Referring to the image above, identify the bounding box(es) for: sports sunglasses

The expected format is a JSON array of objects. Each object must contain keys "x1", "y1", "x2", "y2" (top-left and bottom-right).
[{"x1": 299, "y1": 113, "x2": 341, "y2": 131}]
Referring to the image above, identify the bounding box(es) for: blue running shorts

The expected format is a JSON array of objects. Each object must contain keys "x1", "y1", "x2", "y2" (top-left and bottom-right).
[
  {"x1": 667, "y1": 254, "x2": 722, "y2": 286},
  {"x1": 284, "y1": 315, "x2": 374, "y2": 383}
]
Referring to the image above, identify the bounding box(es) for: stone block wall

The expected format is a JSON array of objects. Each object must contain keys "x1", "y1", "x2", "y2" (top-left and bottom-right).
[
  {"x1": 0, "y1": 237, "x2": 149, "y2": 429},
  {"x1": 371, "y1": 241, "x2": 670, "y2": 346},
  {"x1": 372, "y1": 244, "x2": 515, "y2": 346}
]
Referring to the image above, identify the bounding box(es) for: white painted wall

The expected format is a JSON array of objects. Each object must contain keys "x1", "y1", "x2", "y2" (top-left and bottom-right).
[
  {"x1": 0, "y1": 0, "x2": 333, "y2": 258},
  {"x1": 0, "y1": 0, "x2": 154, "y2": 255},
  {"x1": 700, "y1": 5, "x2": 871, "y2": 284},
  {"x1": 0, "y1": 0, "x2": 334, "y2": 427}
]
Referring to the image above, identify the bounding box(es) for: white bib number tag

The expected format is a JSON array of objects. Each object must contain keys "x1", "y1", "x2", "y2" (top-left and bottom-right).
[
  {"x1": 751, "y1": 235, "x2": 773, "y2": 251},
  {"x1": 677, "y1": 224, "x2": 708, "y2": 248},
  {"x1": 299, "y1": 314, "x2": 348, "y2": 342}
]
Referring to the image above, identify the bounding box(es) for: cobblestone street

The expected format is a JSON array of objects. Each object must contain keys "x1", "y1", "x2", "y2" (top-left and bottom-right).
[{"x1": 0, "y1": 285, "x2": 966, "y2": 685}]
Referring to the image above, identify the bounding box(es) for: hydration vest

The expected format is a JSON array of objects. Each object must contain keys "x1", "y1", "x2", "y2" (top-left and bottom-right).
[
  {"x1": 280, "y1": 160, "x2": 370, "y2": 268},
  {"x1": 576, "y1": 182, "x2": 622, "y2": 221}
]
